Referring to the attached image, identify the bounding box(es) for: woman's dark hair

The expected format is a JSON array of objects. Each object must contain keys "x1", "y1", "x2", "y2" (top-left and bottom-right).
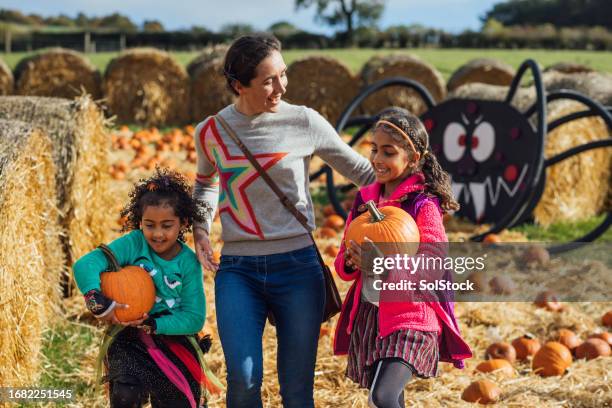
[
  {"x1": 120, "y1": 167, "x2": 205, "y2": 241},
  {"x1": 223, "y1": 33, "x2": 281, "y2": 96},
  {"x1": 375, "y1": 107, "x2": 460, "y2": 213}
]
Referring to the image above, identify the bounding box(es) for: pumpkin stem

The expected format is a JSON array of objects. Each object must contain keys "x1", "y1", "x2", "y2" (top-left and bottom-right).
[
  {"x1": 98, "y1": 244, "x2": 121, "y2": 272},
  {"x1": 365, "y1": 200, "x2": 385, "y2": 223}
]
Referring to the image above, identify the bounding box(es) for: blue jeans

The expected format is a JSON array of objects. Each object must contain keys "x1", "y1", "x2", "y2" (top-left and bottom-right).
[{"x1": 215, "y1": 245, "x2": 325, "y2": 408}]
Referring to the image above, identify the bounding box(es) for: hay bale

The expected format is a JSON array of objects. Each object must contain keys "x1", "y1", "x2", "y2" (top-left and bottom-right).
[
  {"x1": 0, "y1": 120, "x2": 63, "y2": 386},
  {"x1": 189, "y1": 53, "x2": 234, "y2": 122},
  {"x1": 544, "y1": 62, "x2": 595, "y2": 74},
  {"x1": 449, "y1": 83, "x2": 611, "y2": 225},
  {"x1": 14, "y1": 48, "x2": 101, "y2": 99},
  {"x1": 0, "y1": 59, "x2": 14, "y2": 95},
  {"x1": 0, "y1": 95, "x2": 114, "y2": 269},
  {"x1": 186, "y1": 44, "x2": 229, "y2": 77},
  {"x1": 533, "y1": 99, "x2": 611, "y2": 226},
  {"x1": 284, "y1": 56, "x2": 358, "y2": 124},
  {"x1": 447, "y1": 58, "x2": 516, "y2": 92},
  {"x1": 103, "y1": 48, "x2": 190, "y2": 126},
  {"x1": 359, "y1": 54, "x2": 446, "y2": 116},
  {"x1": 543, "y1": 71, "x2": 612, "y2": 106}
]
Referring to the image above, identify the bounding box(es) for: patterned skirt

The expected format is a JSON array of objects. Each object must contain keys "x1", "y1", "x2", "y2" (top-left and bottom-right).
[
  {"x1": 346, "y1": 300, "x2": 439, "y2": 388},
  {"x1": 105, "y1": 327, "x2": 203, "y2": 407}
]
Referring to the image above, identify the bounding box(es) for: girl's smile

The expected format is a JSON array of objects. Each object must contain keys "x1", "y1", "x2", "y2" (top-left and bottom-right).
[
  {"x1": 369, "y1": 129, "x2": 419, "y2": 197},
  {"x1": 141, "y1": 203, "x2": 185, "y2": 260}
]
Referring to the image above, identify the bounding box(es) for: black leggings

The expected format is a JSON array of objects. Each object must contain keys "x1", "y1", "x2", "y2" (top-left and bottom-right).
[{"x1": 368, "y1": 358, "x2": 413, "y2": 408}]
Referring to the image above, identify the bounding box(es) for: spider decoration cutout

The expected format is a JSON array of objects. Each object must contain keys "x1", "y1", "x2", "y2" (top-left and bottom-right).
[{"x1": 311, "y1": 60, "x2": 612, "y2": 254}]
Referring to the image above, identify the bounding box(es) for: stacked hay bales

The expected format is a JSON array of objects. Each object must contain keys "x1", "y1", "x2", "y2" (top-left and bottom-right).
[
  {"x1": 0, "y1": 96, "x2": 113, "y2": 274},
  {"x1": 449, "y1": 83, "x2": 611, "y2": 225},
  {"x1": 359, "y1": 54, "x2": 446, "y2": 116},
  {"x1": 103, "y1": 48, "x2": 190, "y2": 126},
  {"x1": 0, "y1": 120, "x2": 63, "y2": 387},
  {"x1": 0, "y1": 59, "x2": 14, "y2": 95},
  {"x1": 14, "y1": 48, "x2": 101, "y2": 99},
  {"x1": 447, "y1": 58, "x2": 516, "y2": 92},
  {"x1": 188, "y1": 46, "x2": 233, "y2": 122},
  {"x1": 284, "y1": 56, "x2": 357, "y2": 124}
]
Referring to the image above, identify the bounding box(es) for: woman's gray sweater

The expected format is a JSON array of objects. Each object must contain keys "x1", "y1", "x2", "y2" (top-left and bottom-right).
[{"x1": 193, "y1": 101, "x2": 374, "y2": 256}]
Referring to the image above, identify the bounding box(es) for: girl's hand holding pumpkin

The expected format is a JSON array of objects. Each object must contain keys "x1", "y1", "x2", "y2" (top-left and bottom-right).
[
  {"x1": 346, "y1": 237, "x2": 384, "y2": 271},
  {"x1": 84, "y1": 289, "x2": 129, "y2": 324},
  {"x1": 121, "y1": 313, "x2": 149, "y2": 327},
  {"x1": 194, "y1": 227, "x2": 219, "y2": 273}
]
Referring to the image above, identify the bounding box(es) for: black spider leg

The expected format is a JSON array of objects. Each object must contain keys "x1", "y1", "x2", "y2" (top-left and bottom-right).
[
  {"x1": 522, "y1": 93, "x2": 612, "y2": 253},
  {"x1": 323, "y1": 77, "x2": 436, "y2": 219},
  {"x1": 514, "y1": 97, "x2": 611, "y2": 227},
  {"x1": 470, "y1": 60, "x2": 547, "y2": 241}
]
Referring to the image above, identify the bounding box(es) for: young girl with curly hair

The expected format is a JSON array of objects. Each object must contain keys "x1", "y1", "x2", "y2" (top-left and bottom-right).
[
  {"x1": 73, "y1": 168, "x2": 218, "y2": 408},
  {"x1": 333, "y1": 108, "x2": 472, "y2": 408}
]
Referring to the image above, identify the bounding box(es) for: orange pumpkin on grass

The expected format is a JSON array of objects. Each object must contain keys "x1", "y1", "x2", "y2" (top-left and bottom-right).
[{"x1": 99, "y1": 245, "x2": 156, "y2": 322}]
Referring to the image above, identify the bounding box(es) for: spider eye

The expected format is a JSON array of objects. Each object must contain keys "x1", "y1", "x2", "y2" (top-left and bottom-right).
[
  {"x1": 443, "y1": 122, "x2": 466, "y2": 162},
  {"x1": 471, "y1": 121, "x2": 495, "y2": 162}
]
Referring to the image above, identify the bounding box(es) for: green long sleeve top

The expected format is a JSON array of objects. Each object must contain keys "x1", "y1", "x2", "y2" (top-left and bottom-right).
[{"x1": 72, "y1": 230, "x2": 205, "y2": 335}]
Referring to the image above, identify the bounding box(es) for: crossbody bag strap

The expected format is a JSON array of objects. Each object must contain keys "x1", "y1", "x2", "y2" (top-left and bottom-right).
[{"x1": 214, "y1": 115, "x2": 323, "y2": 259}]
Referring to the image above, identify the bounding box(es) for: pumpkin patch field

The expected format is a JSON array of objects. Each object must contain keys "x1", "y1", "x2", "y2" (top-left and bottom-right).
[{"x1": 0, "y1": 120, "x2": 605, "y2": 407}]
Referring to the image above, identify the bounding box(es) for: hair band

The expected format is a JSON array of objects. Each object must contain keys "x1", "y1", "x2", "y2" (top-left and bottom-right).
[{"x1": 375, "y1": 120, "x2": 417, "y2": 154}]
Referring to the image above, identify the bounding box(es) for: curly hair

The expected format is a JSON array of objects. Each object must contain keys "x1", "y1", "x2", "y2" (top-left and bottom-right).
[
  {"x1": 375, "y1": 107, "x2": 460, "y2": 213},
  {"x1": 120, "y1": 167, "x2": 205, "y2": 242}
]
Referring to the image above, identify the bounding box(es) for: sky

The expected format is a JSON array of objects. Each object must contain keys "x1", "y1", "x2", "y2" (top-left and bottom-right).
[{"x1": 0, "y1": 0, "x2": 501, "y2": 34}]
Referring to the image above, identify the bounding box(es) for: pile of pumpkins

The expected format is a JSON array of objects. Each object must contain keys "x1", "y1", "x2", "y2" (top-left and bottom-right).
[
  {"x1": 462, "y1": 311, "x2": 612, "y2": 404},
  {"x1": 109, "y1": 125, "x2": 198, "y2": 181}
]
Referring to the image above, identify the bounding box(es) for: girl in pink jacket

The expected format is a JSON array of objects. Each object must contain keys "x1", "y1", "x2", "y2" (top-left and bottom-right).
[{"x1": 333, "y1": 108, "x2": 472, "y2": 408}]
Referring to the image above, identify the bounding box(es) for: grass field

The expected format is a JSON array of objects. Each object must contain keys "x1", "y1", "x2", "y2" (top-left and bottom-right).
[{"x1": 2, "y1": 48, "x2": 612, "y2": 78}]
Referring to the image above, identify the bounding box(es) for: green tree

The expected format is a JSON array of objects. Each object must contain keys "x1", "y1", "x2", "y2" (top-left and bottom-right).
[
  {"x1": 219, "y1": 23, "x2": 255, "y2": 38},
  {"x1": 482, "y1": 0, "x2": 612, "y2": 30},
  {"x1": 295, "y1": 0, "x2": 385, "y2": 45},
  {"x1": 268, "y1": 21, "x2": 299, "y2": 36},
  {"x1": 44, "y1": 14, "x2": 76, "y2": 27},
  {"x1": 97, "y1": 12, "x2": 137, "y2": 32},
  {"x1": 143, "y1": 19, "x2": 164, "y2": 32}
]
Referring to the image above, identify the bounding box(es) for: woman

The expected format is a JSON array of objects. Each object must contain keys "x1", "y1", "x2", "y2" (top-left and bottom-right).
[{"x1": 192, "y1": 33, "x2": 374, "y2": 408}]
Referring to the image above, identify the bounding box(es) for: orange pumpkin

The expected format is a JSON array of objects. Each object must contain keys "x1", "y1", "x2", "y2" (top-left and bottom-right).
[
  {"x1": 534, "y1": 290, "x2": 563, "y2": 312},
  {"x1": 489, "y1": 275, "x2": 516, "y2": 295},
  {"x1": 324, "y1": 214, "x2": 345, "y2": 230},
  {"x1": 324, "y1": 244, "x2": 339, "y2": 257},
  {"x1": 556, "y1": 329, "x2": 582, "y2": 352},
  {"x1": 322, "y1": 204, "x2": 336, "y2": 217},
  {"x1": 603, "y1": 311, "x2": 612, "y2": 327},
  {"x1": 461, "y1": 380, "x2": 501, "y2": 404},
  {"x1": 521, "y1": 245, "x2": 550, "y2": 266},
  {"x1": 575, "y1": 338, "x2": 611, "y2": 360},
  {"x1": 483, "y1": 233, "x2": 501, "y2": 245},
  {"x1": 344, "y1": 200, "x2": 419, "y2": 256},
  {"x1": 532, "y1": 342, "x2": 572, "y2": 377},
  {"x1": 467, "y1": 270, "x2": 488, "y2": 292},
  {"x1": 486, "y1": 342, "x2": 516, "y2": 363},
  {"x1": 588, "y1": 332, "x2": 612, "y2": 346},
  {"x1": 512, "y1": 334, "x2": 541, "y2": 360},
  {"x1": 475, "y1": 359, "x2": 514, "y2": 377},
  {"x1": 99, "y1": 245, "x2": 156, "y2": 322},
  {"x1": 317, "y1": 227, "x2": 337, "y2": 239}
]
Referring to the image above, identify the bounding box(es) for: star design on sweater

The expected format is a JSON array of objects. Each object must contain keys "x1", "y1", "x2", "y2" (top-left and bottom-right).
[{"x1": 199, "y1": 119, "x2": 287, "y2": 239}]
